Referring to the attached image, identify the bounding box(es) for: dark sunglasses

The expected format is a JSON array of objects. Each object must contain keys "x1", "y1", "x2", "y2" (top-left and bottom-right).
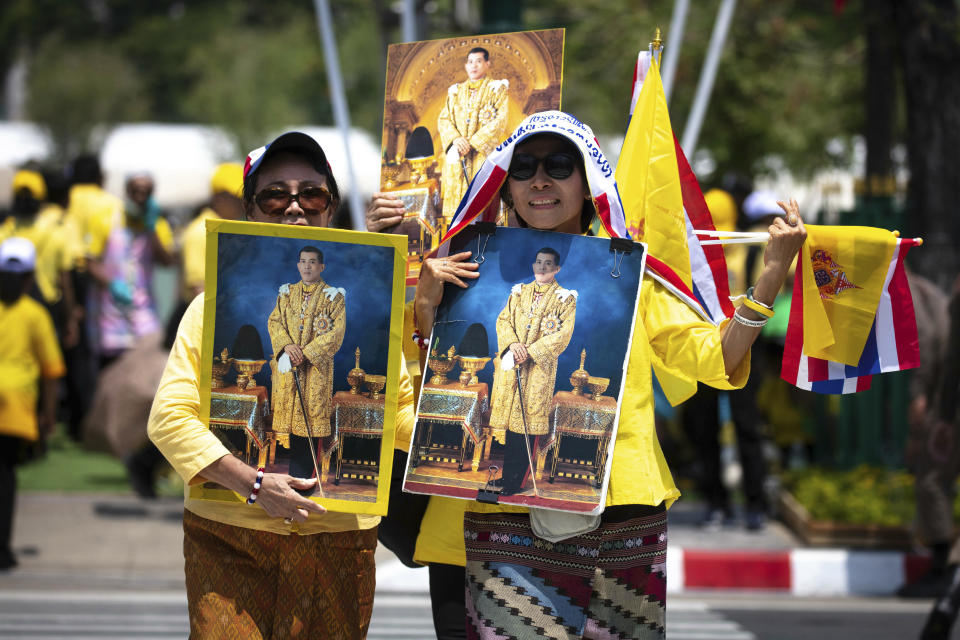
[
  {"x1": 254, "y1": 186, "x2": 332, "y2": 217},
  {"x1": 508, "y1": 152, "x2": 577, "y2": 181}
]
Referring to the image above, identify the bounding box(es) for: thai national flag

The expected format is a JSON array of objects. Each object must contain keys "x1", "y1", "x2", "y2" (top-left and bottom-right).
[{"x1": 781, "y1": 237, "x2": 920, "y2": 393}]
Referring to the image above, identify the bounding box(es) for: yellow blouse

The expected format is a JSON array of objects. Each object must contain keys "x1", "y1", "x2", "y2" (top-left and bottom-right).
[
  {"x1": 413, "y1": 274, "x2": 750, "y2": 566},
  {"x1": 147, "y1": 294, "x2": 416, "y2": 535}
]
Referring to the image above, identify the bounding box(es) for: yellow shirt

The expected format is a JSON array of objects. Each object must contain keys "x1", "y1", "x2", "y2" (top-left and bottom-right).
[
  {"x1": 87, "y1": 210, "x2": 174, "y2": 259},
  {"x1": 148, "y1": 294, "x2": 416, "y2": 534},
  {"x1": 413, "y1": 274, "x2": 751, "y2": 566},
  {"x1": 180, "y1": 208, "x2": 219, "y2": 295},
  {"x1": 0, "y1": 296, "x2": 66, "y2": 441},
  {"x1": 0, "y1": 207, "x2": 75, "y2": 304},
  {"x1": 65, "y1": 184, "x2": 123, "y2": 259}
]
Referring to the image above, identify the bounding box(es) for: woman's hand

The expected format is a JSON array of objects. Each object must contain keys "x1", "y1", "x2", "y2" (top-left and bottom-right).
[
  {"x1": 256, "y1": 475, "x2": 327, "y2": 523},
  {"x1": 509, "y1": 342, "x2": 529, "y2": 365},
  {"x1": 365, "y1": 193, "x2": 405, "y2": 232},
  {"x1": 284, "y1": 344, "x2": 305, "y2": 367},
  {"x1": 762, "y1": 198, "x2": 807, "y2": 277},
  {"x1": 414, "y1": 251, "x2": 480, "y2": 336},
  {"x1": 196, "y1": 455, "x2": 326, "y2": 525}
]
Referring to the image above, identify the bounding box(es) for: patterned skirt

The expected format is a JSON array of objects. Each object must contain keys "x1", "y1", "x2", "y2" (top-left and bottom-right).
[
  {"x1": 464, "y1": 505, "x2": 667, "y2": 640},
  {"x1": 183, "y1": 510, "x2": 377, "y2": 639}
]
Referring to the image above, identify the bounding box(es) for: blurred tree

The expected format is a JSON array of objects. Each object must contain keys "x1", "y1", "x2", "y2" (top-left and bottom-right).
[
  {"x1": 524, "y1": 1, "x2": 864, "y2": 181},
  {"x1": 179, "y1": 19, "x2": 325, "y2": 153},
  {"x1": 26, "y1": 37, "x2": 149, "y2": 160},
  {"x1": 892, "y1": 0, "x2": 960, "y2": 284}
]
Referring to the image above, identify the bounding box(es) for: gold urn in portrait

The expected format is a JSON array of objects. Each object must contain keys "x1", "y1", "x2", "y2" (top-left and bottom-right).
[
  {"x1": 347, "y1": 347, "x2": 365, "y2": 394},
  {"x1": 570, "y1": 349, "x2": 590, "y2": 395},
  {"x1": 457, "y1": 356, "x2": 490, "y2": 387},
  {"x1": 427, "y1": 345, "x2": 458, "y2": 385}
]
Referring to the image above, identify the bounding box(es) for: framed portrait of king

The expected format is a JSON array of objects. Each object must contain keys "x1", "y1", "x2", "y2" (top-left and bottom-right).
[
  {"x1": 403, "y1": 226, "x2": 648, "y2": 515},
  {"x1": 195, "y1": 219, "x2": 406, "y2": 516},
  {"x1": 379, "y1": 28, "x2": 565, "y2": 284}
]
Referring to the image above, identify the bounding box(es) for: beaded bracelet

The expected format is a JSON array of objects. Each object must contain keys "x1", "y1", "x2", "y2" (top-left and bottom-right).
[
  {"x1": 733, "y1": 310, "x2": 768, "y2": 328},
  {"x1": 246, "y1": 467, "x2": 265, "y2": 505},
  {"x1": 411, "y1": 328, "x2": 429, "y2": 351},
  {"x1": 742, "y1": 286, "x2": 775, "y2": 318}
]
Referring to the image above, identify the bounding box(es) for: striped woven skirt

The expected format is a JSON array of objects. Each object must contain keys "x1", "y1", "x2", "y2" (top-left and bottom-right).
[
  {"x1": 182, "y1": 510, "x2": 377, "y2": 639},
  {"x1": 464, "y1": 505, "x2": 667, "y2": 640}
]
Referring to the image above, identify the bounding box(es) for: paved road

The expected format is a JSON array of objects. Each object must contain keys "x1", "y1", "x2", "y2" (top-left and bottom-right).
[
  {"x1": 0, "y1": 575, "x2": 949, "y2": 639},
  {"x1": 1, "y1": 493, "x2": 953, "y2": 639}
]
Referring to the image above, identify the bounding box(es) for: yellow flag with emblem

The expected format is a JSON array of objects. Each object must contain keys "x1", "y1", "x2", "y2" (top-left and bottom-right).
[
  {"x1": 799, "y1": 225, "x2": 898, "y2": 365},
  {"x1": 614, "y1": 58, "x2": 691, "y2": 290}
]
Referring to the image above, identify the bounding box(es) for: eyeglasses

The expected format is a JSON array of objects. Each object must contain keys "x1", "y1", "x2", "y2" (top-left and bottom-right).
[
  {"x1": 507, "y1": 152, "x2": 577, "y2": 181},
  {"x1": 254, "y1": 186, "x2": 332, "y2": 217}
]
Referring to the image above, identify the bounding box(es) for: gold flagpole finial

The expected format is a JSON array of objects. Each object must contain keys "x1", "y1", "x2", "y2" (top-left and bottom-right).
[{"x1": 650, "y1": 27, "x2": 664, "y2": 65}]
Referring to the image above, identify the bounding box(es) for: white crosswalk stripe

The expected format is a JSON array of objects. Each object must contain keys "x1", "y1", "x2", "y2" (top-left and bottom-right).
[{"x1": 0, "y1": 580, "x2": 754, "y2": 639}]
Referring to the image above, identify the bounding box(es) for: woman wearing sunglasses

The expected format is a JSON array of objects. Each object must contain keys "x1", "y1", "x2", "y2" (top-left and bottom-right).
[
  {"x1": 411, "y1": 111, "x2": 806, "y2": 639},
  {"x1": 148, "y1": 132, "x2": 416, "y2": 639}
]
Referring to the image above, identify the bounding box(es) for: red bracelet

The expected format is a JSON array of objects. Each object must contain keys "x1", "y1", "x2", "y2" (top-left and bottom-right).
[{"x1": 246, "y1": 467, "x2": 265, "y2": 504}]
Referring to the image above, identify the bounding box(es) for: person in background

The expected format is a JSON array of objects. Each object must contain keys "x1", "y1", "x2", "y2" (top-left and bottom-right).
[
  {"x1": 0, "y1": 237, "x2": 65, "y2": 570},
  {"x1": 2, "y1": 170, "x2": 78, "y2": 344},
  {"x1": 179, "y1": 163, "x2": 244, "y2": 300},
  {"x1": 148, "y1": 132, "x2": 416, "y2": 638},
  {"x1": 681, "y1": 188, "x2": 778, "y2": 531},
  {"x1": 897, "y1": 268, "x2": 951, "y2": 598},
  {"x1": 63, "y1": 153, "x2": 121, "y2": 442},
  {"x1": 916, "y1": 275, "x2": 960, "y2": 638},
  {"x1": 86, "y1": 171, "x2": 174, "y2": 497}
]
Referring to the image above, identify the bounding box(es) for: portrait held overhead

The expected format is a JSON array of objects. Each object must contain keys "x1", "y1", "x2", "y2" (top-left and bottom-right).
[
  {"x1": 374, "y1": 29, "x2": 564, "y2": 282},
  {"x1": 197, "y1": 220, "x2": 405, "y2": 515},
  {"x1": 403, "y1": 226, "x2": 646, "y2": 514}
]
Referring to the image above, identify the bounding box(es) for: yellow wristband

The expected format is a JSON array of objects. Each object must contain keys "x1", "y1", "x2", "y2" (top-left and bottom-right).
[{"x1": 742, "y1": 288, "x2": 775, "y2": 319}]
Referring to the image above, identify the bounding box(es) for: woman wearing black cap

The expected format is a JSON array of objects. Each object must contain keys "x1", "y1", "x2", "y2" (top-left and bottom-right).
[{"x1": 148, "y1": 132, "x2": 417, "y2": 639}]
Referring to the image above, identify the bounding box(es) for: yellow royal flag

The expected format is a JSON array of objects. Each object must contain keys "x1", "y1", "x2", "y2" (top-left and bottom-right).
[
  {"x1": 615, "y1": 58, "x2": 691, "y2": 290},
  {"x1": 799, "y1": 225, "x2": 898, "y2": 365}
]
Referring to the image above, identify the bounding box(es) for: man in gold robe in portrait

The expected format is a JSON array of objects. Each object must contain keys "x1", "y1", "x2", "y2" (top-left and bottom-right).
[
  {"x1": 437, "y1": 46, "x2": 509, "y2": 222},
  {"x1": 489, "y1": 247, "x2": 576, "y2": 495},
  {"x1": 268, "y1": 246, "x2": 346, "y2": 483}
]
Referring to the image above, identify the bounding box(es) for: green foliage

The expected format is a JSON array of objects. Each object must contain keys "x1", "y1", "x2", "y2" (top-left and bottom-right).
[
  {"x1": 6, "y1": 0, "x2": 867, "y2": 178},
  {"x1": 26, "y1": 36, "x2": 150, "y2": 160},
  {"x1": 782, "y1": 465, "x2": 960, "y2": 527}
]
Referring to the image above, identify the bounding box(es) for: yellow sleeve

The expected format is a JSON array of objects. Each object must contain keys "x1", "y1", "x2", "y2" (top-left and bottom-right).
[
  {"x1": 642, "y1": 276, "x2": 750, "y2": 406},
  {"x1": 181, "y1": 216, "x2": 207, "y2": 290},
  {"x1": 147, "y1": 294, "x2": 231, "y2": 484},
  {"x1": 33, "y1": 306, "x2": 65, "y2": 379},
  {"x1": 394, "y1": 361, "x2": 416, "y2": 452},
  {"x1": 154, "y1": 217, "x2": 174, "y2": 252},
  {"x1": 86, "y1": 210, "x2": 112, "y2": 258}
]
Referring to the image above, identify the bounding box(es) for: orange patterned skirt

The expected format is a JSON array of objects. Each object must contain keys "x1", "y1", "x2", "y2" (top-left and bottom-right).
[{"x1": 183, "y1": 510, "x2": 377, "y2": 639}]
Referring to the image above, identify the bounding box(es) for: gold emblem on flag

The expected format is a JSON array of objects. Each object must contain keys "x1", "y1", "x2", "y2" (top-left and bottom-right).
[{"x1": 811, "y1": 249, "x2": 861, "y2": 299}]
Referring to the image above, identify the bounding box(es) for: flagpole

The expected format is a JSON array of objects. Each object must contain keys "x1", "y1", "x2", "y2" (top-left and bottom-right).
[
  {"x1": 313, "y1": 0, "x2": 366, "y2": 231},
  {"x1": 662, "y1": 0, "x2": 690, "y2": 104},
  {"x1": 680, "y1": 0, "x2": 737, "y2": 156}
]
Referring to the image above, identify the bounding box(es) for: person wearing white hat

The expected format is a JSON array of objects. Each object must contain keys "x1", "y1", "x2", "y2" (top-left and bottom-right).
[{"x1": 0, "y1": 237, "x2": 65, "y2": 570}]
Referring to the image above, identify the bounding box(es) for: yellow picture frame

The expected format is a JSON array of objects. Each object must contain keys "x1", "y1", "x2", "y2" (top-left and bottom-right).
[{"x1": 193, "y1": 219, "x2": 406, "y2": 516}]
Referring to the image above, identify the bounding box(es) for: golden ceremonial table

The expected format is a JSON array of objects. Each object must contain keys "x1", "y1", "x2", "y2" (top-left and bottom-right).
[
  {"x1": 330, "y1": 391, "x2": 385, "y2": 485},
  {"x1": 413, "y1": 381, "x2": 489, "y2": 472},
  {"x1": 208, "y1": 386, "x2": 270, "y2": 466},
  {"x1": 543, "y1": 391, "x2": 617, "y2": 486}
]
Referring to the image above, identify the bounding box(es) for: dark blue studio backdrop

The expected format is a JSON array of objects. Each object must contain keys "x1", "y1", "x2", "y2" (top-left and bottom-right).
[
  {"x1": 212, "y1": 232, "x2": 396, "y2": 393},
  {"x1": 431, "y1": 226, "x2": 646, "y2": 399}
]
